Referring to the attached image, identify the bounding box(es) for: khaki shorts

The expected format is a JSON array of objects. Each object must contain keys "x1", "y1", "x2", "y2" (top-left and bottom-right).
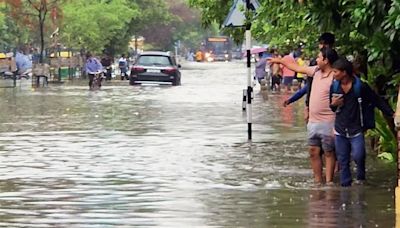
[{"x1": 307, "y1": 122, "x2": 335, "y2": 152}]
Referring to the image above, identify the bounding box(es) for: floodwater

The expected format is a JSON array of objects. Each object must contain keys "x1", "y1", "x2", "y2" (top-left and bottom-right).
[{"x1": 0, "y1": 61, "x2": 396, "y2": 227}]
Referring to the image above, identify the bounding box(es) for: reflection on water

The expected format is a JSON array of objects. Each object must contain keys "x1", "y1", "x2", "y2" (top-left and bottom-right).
[{"x1": 0, "y1": 61, "x2": 396, "y2": 227}]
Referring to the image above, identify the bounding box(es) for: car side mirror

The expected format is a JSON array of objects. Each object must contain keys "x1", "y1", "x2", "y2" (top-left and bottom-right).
[{"x1": 177, "y1": 64, "x2": 182, "y2": 68}]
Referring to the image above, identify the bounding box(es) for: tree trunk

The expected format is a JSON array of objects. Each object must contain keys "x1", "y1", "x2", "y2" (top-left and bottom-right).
[
  {"x1": 135, "y1": 35, "x2": 138, "y2": 56},
  {"x1": 39, "y1": 14, "x2": 45, "y2": 64}
]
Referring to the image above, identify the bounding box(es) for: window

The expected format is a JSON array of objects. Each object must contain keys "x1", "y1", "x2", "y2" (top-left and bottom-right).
[{"x1": 138, "y1": 55, "x2": 172, "y2": 66}]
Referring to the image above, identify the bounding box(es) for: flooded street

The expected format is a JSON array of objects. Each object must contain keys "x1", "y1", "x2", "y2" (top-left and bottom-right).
[{"x1": 0, "y1": 61, "x2": 396, "y2": 227}]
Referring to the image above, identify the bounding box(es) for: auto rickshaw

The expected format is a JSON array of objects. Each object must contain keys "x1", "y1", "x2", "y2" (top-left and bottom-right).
[{"x1": 195, "y1": 50, "x2": 203, "y2": 62}]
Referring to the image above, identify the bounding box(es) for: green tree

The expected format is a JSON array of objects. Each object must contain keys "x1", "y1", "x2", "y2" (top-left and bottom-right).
[
  {"x1": 3, "y1": 0, "x2": 64, "y2": 62},
  {"x1": 188, "y1": 0, "x2": 233, "y2": 27},
  {"x1": 61, "y1": 0, "x2": 137, "y2": 54},
  {"x1": 0, "y1": 3, "x2": 4, "y2": 28},
  {"x1": 125, "y1": 0, "x2": 172, "y2": 51},
  {"x1": 0, "y1": 3, "x2": 30, "y2": 51}
]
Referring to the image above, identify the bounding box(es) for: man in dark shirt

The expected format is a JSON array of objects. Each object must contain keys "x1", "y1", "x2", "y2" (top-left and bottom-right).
[
  {"x1": 101, "y1": 54, "x2": 113, "y2": 81},
  {"x1": 330, "y1": 58, "x2": 394, "y2": 187}
]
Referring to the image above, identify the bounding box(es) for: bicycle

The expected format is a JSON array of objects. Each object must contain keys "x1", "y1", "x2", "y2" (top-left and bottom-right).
[{"x1": 89, "y1": 71, "x2": 104, "y2": 90}]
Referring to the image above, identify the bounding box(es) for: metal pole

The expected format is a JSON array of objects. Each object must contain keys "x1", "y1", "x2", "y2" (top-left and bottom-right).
[
  {"x1": 246, "y1": 0, "x2": 252, "y2": 141},
  {"x1": 395, "y1": 85, "x2": 400, "y2": 225},
  {"x1": 175, "y1": 45, "x2": 179, "y2": 64}
]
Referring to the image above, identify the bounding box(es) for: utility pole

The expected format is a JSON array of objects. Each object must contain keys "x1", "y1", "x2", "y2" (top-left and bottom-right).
[
  {"x1": 223, "y1": 0, "x2": 260, "y2": 141},
  {"x1": 245, "y1": 0, "x2": 252, "y2": 141}
]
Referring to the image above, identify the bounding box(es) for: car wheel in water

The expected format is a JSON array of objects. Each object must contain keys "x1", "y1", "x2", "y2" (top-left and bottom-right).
[{"x1": 172, "y1": 77, "x2": 181, "y2": 86}]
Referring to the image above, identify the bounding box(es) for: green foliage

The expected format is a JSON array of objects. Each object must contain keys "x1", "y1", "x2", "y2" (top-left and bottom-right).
[
  {"x1": 377, "y1": 152, "x2": 394, "y2": 162},
  {"x1": 367, "y1": 110, "x2": 397, "y2": 161},
  {"x1": 252, "y1": 0, "x2": 319, "y2": 56},
  {"x1": 188, "y1": 0, "x2": 233, "y2": 27},
  {"x1": 61, "y1": 0, "x2": 137, "y2": 54},
  {"x1": 0, "y1": 4, "x2": 30, "y2": 50},
  {"x1": 125, "y1": 0, "x2": 173, "y2": 50},
  {"x1": 0, "y1": 3, "x2": 4, "y2": 28},
  {"x1": 170, "y1": 0, "x2": 221, "y2": 51}
]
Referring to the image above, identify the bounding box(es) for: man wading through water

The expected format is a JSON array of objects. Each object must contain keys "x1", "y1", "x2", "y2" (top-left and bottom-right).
[
  {"x1": 268, "y1": 47, "x2": 339, "y2": 186},
  {"x1": 329, "y1": 58, "x2": 395, "y2": 186}
]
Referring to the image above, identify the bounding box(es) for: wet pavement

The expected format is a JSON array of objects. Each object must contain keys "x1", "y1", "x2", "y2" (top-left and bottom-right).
[{"x1": 0, "y1": 61, "x2": 396, "y2": 227}]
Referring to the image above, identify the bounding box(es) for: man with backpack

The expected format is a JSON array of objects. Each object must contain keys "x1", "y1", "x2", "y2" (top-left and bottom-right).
[{"x1": 330, "y1": 58, "x2": 395, "y2": 187}]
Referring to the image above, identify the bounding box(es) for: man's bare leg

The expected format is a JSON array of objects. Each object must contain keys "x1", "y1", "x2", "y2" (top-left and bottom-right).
[
  {"x1": 324, "y1": 151, "x2": 336, "y2": 183},
  {"x1": 309, "y1": 146, "x2": 322, "y2": 184}
]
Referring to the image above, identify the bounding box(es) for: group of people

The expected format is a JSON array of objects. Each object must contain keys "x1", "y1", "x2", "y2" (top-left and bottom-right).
[
  {"x1": 255, "y1": 48, "x2": 307, "y2": 93},
  {"x1": 0, "y1": 46, "x2": 34, "y2": 77},
  {"x1": 85, "y1": 53, "x2": 130, "y2": 88},
  {"x1": 267, "y1": 33, "x2": 395, "y2": 187}
]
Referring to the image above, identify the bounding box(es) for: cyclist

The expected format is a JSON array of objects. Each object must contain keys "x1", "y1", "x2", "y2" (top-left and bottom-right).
[
  {"x1": 85, "y1": 52, "x2": 103, "y2": 88},
  {"x1": 15, "y1": 46, "x2": 32, "y2": 77}
]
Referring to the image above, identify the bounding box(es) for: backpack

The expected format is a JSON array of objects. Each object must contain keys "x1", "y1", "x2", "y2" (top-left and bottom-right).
[{"x1": 330, "y1": 77, "x2": 375, "y2": 130}]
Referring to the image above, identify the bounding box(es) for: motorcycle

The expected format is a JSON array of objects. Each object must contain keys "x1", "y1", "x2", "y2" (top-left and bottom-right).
[
  {"x1": 89, "y1": 70, "x2": 105, "y2": 90},
  {"x1": 104, "y1": 66, "x2": 112, "y2": 81},
  {"x1": 120, "y1": 68, "x2": 128, "y2": 80},
  {"x1": 1, "y1": 70, "x2": 31, "y2": 80}
]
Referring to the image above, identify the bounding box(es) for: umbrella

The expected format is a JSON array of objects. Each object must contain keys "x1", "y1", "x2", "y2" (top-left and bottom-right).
[
  {"x1": 250, "y1": 47, "x2": 267, "y2": 54},
  {"x1": 243, "y1": 47, "x2": 267, "y2": 57}
]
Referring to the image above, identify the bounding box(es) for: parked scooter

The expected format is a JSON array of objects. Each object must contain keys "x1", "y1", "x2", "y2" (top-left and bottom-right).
[{"x1": 1, "y1": 70, "x2": 31, "y2": 80}]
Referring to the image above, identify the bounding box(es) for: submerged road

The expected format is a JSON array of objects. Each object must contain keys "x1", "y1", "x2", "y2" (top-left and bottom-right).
[{"x1": 0, "y1": 61, "x2": 395, "y2": 227}]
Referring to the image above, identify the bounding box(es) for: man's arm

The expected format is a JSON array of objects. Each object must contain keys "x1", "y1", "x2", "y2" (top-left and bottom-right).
[
  {"x1": 364, "y1": 83, "x2": 394, "y2": 117},
  {"x1": 285, "y1": 85, "x2": 308, "y2": 106},
  {"x1": 268, "y1": 57, "x2": 314, "y2": 76}
]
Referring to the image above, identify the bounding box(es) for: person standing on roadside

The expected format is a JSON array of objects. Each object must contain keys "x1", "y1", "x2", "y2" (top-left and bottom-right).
[
  {"x1": 255, "y1": 52, "x2": 268, "y2": 85},
  {"x1": 118, "y1": 54, "x2": 128, "y2": 80},
  {"x1": 270, "y1": 50, "x2": 282, "y2": 91},
  {"x1": 295, "y1": 51, "x2": 305, "y2": 89},
  {"x1": 268, "y1": 47, "x2": 339, "y2": 186},
  {"x1": 280, "y1": 51, "x2": 297, "y2": 93}
]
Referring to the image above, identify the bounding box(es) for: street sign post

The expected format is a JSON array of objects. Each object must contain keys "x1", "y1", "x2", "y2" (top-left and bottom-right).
[{"x1": 224, "y1": 0, "x2": 260, "y2": 141}]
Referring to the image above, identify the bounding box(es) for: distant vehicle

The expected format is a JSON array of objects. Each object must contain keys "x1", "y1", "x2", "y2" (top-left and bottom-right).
[
  {"x1": 129, "y1": 51, "x2": 181, "y2": 86},
  {"x1": 204, "y1": 36, "x2": 232, "y2": 62},
  {"x1": 231, "y1": 44, "x2": 243, "y2": 60}
]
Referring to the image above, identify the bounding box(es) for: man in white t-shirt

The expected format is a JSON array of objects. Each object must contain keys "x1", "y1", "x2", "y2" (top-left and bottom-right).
[{"x1": 118, "y1": 54, "x2": 128, "y2": 80}]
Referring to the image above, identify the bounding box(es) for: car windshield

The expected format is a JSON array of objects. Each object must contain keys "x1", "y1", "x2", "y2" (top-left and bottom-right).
[{"x1": 137, "y1": 55, "x2": 172, "y2": 66}]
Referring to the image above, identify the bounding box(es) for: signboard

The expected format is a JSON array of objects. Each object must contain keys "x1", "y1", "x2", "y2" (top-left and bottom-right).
[
  {"x1": 207, "y1": 37, "x2": 229, "y2": 42},
  {"x1": 223, "y1": 0, "x2": 261, "y2": 27}
]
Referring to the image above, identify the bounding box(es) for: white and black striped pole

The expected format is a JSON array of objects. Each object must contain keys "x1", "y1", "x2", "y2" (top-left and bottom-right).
[
  {"x1": 245, "y1": 0, "x2": 252, "y2": 141},
  {"x1": 223, "y1": 0, "x2": 259, "y2": 141}
]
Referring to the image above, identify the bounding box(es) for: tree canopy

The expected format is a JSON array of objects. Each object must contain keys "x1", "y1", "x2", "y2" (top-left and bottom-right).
[
  {"x1": 0, "y1": 0, "x2": 209, "y2": 56},
  {"x1": 61, "y1": 0, "x2": 137, "y2": 54}
]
